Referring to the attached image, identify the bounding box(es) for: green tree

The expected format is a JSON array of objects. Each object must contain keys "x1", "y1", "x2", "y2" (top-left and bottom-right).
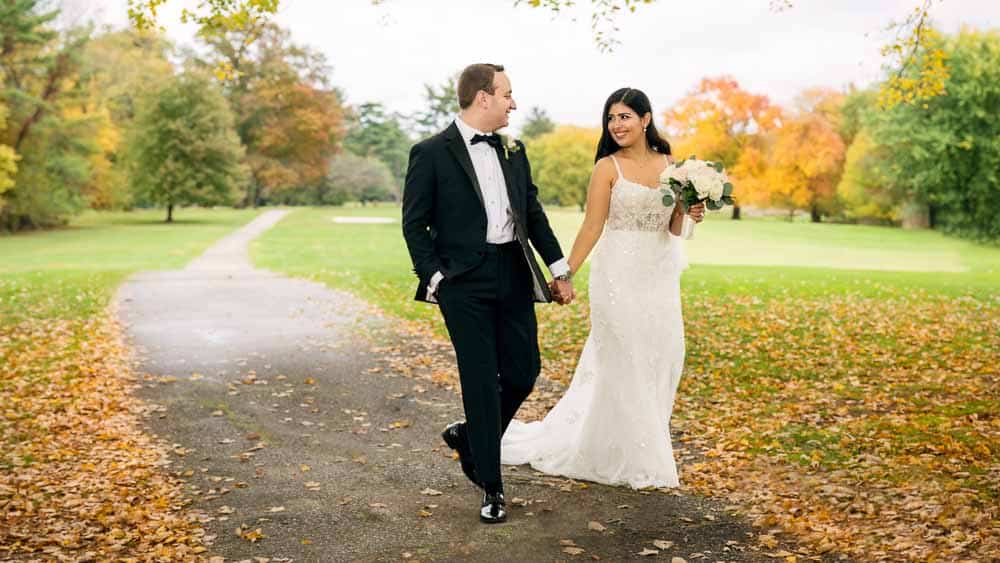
[
  {"x1": 411, "y1": 73, "x2": 459, "y2": 139},
  {"x1": 526, "y1": 126, "x2": 601, "y2": 210},
  {"x1": 520, "y1": 106, "x2": 555, "y2": 140},
  {"x1": 76, "y1": 30, "x2": 175, "y2": 210},
  {"x1": 127, "y1": 72, "x2": 247, "y2": 222},
  {"x1": 834, "y1": 88, "x2": 903, "y2": 224},
  {"x1": 837, "y1": 87, "x2": 876, "y2": 148},
  {"x1": 837, "y1": 130, "x2": 899, "y2": 223},
  {"x1": 867, "y1": 28, "x2": 1000, "y2": 240},
  {"x1": 344, "y1": 102, "x2": 411, "y2": 184},
  {"x1": 0, "y1": 3, "x2": 96, "y2": 230}
]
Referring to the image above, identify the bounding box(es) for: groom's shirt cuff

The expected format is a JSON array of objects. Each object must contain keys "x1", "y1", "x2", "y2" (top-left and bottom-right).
[
  {"x1": 548, "y1": 258, "x2": 570, "y2": 278},
  {"x1": 426, "y1": 271, "x2": 445, "y2": 302}
]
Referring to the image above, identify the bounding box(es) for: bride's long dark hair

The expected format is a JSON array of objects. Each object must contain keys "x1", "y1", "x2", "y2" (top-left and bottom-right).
[{"x1": 594, "y1": 87, "x2": 672, "y2": 163}]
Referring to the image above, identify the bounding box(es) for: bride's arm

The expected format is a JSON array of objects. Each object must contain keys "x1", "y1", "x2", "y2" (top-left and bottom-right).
[
  {"x1": 567, "y1": 158, "x2": 616, "y2": 275},
  {"x1": 668, "y1": 205, "x2": 686, "y2": 237},
  {"x1": 669, "y1": 203, "x2": 703, "y2": 237}
]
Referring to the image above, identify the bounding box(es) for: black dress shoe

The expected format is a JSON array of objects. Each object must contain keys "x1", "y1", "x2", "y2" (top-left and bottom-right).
[
  {"x1": 441, "y1": 421, "x2": 481, "y2": 489},
  {"x1": 480, "y1": 491, "x2": 507, "y2": 523}
]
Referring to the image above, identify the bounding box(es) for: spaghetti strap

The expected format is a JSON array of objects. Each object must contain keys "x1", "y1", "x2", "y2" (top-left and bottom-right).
[{"x1": 609, "y1": 155, "x2": 624, "y2": 179}]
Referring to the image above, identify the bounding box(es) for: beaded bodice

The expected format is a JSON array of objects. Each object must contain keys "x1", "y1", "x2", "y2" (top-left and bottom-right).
[{"x1": 604, "y1": 155, "x2": 675, "y2": 232}]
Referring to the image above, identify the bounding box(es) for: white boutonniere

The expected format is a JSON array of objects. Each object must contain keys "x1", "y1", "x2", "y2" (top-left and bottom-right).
[{"x1": 498, "y1": 134, "x2": 521, "y2": 160}]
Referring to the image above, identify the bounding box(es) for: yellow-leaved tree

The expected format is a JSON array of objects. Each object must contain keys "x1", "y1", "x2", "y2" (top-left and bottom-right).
[
  {"x1": 0, "y1": 99, "x2": 18, "y2": 213},
  {"x1": 525, "y1": 126, "x2": 602, "y2": 210},
  {"x1": 763, "y1": 89, "x2": 846, "y2": 221}
]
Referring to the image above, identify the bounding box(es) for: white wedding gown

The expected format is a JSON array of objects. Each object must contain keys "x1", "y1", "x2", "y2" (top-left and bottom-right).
[{"x1": 501, "y1": 155, "x2": 691, "y2": 489}]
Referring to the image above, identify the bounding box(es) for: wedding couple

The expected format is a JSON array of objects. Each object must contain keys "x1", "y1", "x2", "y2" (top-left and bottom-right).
[{"x1": 401, "y1": 63, "x2": 706, "y2": 523}]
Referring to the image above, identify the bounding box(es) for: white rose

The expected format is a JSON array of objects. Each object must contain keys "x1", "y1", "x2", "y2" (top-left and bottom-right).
[
  {"x1": 707, "y1": 179, "x2": 725, "y2": 201},
  {"x1": 661, "y1": 163, "x2": 688, "y2": 186},
  {"x1": 687, "y1": 167, "x2": 717, "y2": 199}
]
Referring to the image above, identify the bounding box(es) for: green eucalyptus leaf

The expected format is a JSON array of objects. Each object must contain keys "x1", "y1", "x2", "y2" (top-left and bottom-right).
[
  {"x1": 706, "y1": 199, "x2": 724, "y2": 210},
  {"x1": 723, "y1": 182, "x2": 733, "y2": 196},
  {"x1": 661, "y1": 192, "x2": 675, "y2": 207}
]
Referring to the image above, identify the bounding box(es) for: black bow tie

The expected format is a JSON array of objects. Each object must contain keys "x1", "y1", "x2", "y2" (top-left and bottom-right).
[{"x1": 470, "y1": 133, "x2": 501, "y2": 149}]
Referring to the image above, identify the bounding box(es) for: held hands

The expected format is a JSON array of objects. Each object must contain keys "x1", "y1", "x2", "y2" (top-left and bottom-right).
[{"x1": 549, "y1": 278, "x2": 575, "y2": 305}]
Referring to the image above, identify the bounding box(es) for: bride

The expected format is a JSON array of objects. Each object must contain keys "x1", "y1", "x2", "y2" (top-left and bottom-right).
[{"x1": 501, "y1": 87, "x2": 705, "y2": 489}]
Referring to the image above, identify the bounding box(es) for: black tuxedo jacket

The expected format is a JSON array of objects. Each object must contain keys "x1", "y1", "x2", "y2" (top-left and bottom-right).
[{"x1": 401, "y1": 122, "x2": 564, "y2": 303}]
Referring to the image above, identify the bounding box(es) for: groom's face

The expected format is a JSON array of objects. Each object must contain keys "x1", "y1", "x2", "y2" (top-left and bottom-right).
[{"x1": 484, "y1": 71, "x2": 516, "y2": 131}]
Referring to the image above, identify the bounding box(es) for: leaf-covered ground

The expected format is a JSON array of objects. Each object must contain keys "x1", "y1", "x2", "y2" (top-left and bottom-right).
[
  {"x1": 671, "y1": 294, "x2": 998, "y2": 561},
  {"x1": 377, "y1": 291, "x2": 999, "y2": 561},
  {"x1": 1, "y1": 209, "x2": 260, "y2": 561},
  {"x1": 0, "y1": 315, "x2": 209, "y2": 560}
]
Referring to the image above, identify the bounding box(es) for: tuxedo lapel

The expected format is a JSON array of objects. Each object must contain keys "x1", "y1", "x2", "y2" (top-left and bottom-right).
[
  {"x1": 443, "y1": 123, "x2": 486, "y2": 209},
  {"x1": 494, "y1": 146, "x2": 552, "y2": 303},
  {"x1": 495, "y1": 148, "x2": 519, "y2": 218}
]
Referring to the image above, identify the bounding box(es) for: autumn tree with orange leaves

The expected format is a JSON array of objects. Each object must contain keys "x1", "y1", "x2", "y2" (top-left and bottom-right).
[
  {"x1": 663, "y1": 76, "x2": 781, "y2": 219},
  {"x1": 762, "y1": 89, "x2": 846, "y2": 222},
  {"x1": 196, "y1": 23, "x2": 345, "y2": 207}
]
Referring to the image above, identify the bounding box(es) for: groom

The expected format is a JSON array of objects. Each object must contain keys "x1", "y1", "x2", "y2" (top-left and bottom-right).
[{"x1": 402, "y1": 63, "x2": 573, "y2": 523}]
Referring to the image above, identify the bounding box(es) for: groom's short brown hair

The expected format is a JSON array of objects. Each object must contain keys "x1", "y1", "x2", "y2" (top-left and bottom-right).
[{"x1": 457, "y1": 63, "x2": 505, "y2": 109}]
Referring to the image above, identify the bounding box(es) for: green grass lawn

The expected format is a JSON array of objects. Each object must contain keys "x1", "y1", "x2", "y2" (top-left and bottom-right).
[
  {"x1": 252, "y1": 206, "x2": 1000, "y2": 323},
  {"x1": 0, "y1": 208, "x2": 260, "y2": 325}
]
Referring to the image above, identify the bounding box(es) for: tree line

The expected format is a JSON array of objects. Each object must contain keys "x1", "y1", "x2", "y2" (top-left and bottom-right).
[
  {"x1": 2, "y1": 2, "x2": 995, "y2": 241},
  {"x1": 0, "y1": 1, "x2": 422, "y2": 228},
  {"x1": 525, "y1": 28, "x2": 1000, "y2": 241}
]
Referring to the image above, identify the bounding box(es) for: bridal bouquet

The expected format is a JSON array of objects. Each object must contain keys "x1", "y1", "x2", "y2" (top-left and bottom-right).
[{"x1": 659, "y1": 157, "x2": 735, "y2": 211}]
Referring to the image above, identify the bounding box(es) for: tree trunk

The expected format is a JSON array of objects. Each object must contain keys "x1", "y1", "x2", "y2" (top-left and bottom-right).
[
  {"x1": 731, "y1": 205, "x2": 741, "y2": 220},
  {"x1": 166, "y1": 203, "x2": 174, "y2": 223},
  {"x1": 902, "y1": 199, "x2": 931, "y2": 229},
  {"x1": 810, "y1": 206, "x2": 822, "y2": 223},
  {"x1": 243, "y1": 178, "x2": 261, "y2": 208}
]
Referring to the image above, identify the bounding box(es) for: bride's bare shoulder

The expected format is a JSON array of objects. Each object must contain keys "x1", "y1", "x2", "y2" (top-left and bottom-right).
[
  {"x1": 593, "y1": 156, "x2": 617, "y2": 176},
  {"x1": 592, "y1": 157, "x2": 617, "y2": 189}
]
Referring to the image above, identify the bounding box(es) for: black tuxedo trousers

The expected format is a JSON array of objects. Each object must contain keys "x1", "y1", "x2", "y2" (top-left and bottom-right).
[{"x1": 436, "y1": 240, "x2": 539, "y2": 488}]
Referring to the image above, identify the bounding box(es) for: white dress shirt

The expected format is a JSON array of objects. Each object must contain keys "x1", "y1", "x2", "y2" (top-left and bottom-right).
[{"x1": 427, "y1": 117, "x2": 569, "y2": 301}]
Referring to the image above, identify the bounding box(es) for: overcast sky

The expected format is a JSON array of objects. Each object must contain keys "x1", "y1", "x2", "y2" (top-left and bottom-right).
[{"x1": 91, "y1": 0, "x2": 999, "y2": 132}]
